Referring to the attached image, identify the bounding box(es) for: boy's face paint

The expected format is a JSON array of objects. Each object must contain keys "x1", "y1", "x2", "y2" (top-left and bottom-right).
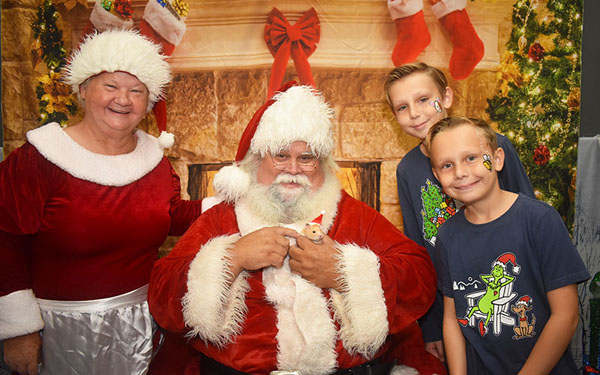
[
  {"x1": 430, "y1": 98, "x2": 443, "y2": 113},
  {"x1": 483, "y1": 153, "x2": 493, "y2": 171}
]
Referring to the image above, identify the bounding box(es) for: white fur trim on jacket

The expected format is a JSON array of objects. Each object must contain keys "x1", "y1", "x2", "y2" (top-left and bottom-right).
[
  {"x1": 263, "y1": 260, "x2": 338, "y2": 375},
  {"x1": 330, "y1": 243, "x2": 388, "y2": 358},
  {"x1": 251, "y1": 86, "x2": 335, "y2": 158},
  {"x1": 431, "y1": 0, "x2": 467, "y2": 19},
  {"x1": 387, "y1": 0, "x2": 424, "y2": 20},
  {"x1": 89, "y1": 0, "x2": 134, "y2": 32},
  {"x1": 143, "y1": 0, "x2": 187, "y2": 46},
  {"x1": 182, "y1": 234, "x2": 250, "y2": 348},
  {"x1": 0, "y1": 289, "x2": 44, "y2": 340},
  {"x1": 27, "y1": 123, "x2": 164, "y2": 187}
]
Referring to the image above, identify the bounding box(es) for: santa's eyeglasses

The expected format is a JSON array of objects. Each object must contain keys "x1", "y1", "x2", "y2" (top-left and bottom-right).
[{"x1": 270, "y1": 152, "x2": 319, "y2": 172}]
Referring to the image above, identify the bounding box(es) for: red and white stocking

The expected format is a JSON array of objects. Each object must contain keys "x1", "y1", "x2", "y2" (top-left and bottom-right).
[
  {"x1": 80, "y1": 0, "x2": 134, "y2": 43},
  {"x1": 139, "y1": 0, "x2": 187, "y2": 148},
  {"x1": 432, "y1": 0, "x2": 484, "y2": 79},
  {"x1": 387, "y1": 0, "x2": 431, "y2": 66}
]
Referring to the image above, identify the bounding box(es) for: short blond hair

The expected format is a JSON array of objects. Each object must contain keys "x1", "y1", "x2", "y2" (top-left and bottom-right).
[
  {"x1": 429, "y1": 116, "x2": 498, "y2": 150},
  {"x1": 384, "y1": 62, "x2": 448, "y2": 111}
]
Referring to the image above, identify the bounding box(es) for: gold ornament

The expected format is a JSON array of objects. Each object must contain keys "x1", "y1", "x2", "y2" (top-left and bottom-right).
[
  {"x1": 538, "y1": 33, "x2": 557, "y2": 53},
  {"x1": 518, "y1": 35, "x2": 528, "y2": 52},
  {"x1": 567, "y1": 87, "x2": 580, "y2": 110}
]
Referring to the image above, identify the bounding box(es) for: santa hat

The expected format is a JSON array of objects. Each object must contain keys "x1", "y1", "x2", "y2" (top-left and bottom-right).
[
  {"x1": 310, "y1": 211, "x2": 326, "y2": 226},
  {"x1": 213, "y1": 81, "x2": 335, "y2": 203},
  {"x1": 63, "y1": 29, "x2": 175, "y2": 148},
  {"x1": 493, "y1": 253, "x2": 521, "y2": 275},
  {"x1": 515, "y1": 295, "x2": 532, "y2": 307}
]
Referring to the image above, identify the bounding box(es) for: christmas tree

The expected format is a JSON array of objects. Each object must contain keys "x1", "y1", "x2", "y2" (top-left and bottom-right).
[
  {"x1": 487, "y1": 0, "x2": 581, "y2": 231},
  {"x1": 31, "y1": 0, "x2": 78, "y2": 125}
]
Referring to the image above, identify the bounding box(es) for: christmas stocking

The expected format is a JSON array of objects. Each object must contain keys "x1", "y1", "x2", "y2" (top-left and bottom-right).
[
  {"x1": 432, "y1": 0, "x2": 484, "y2": 80},
  {"x1": 387, "y1": 0, "x2": 431, "y2": 66},
  {"x1": 139, "y1": 0, "x2": 188, "y2": 148},
  {"x1": 81, "y1": 0, "x2": 134, "y2": 42}
]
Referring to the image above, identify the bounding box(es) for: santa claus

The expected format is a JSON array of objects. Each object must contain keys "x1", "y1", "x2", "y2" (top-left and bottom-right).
[{"x1": 148, "y1": 82, "x2": 437, "y2": 375}]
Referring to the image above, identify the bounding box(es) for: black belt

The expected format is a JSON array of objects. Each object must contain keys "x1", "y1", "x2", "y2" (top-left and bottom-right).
[{"x1": 200, "y1": 354, "x2": 395, "y2": 375}]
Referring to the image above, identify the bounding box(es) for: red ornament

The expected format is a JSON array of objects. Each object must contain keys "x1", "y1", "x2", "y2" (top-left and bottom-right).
[
  {"x1": 528, "y1": 42, "x2": 545, "y2": 62},
  {"x1": 114, "y1": 0, "x2": 133, "y2": 19},
  {"x1": 533, "y1": 143, "x2": 550, "y2": 165}
]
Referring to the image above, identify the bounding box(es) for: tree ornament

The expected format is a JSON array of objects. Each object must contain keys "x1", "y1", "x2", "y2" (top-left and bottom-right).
[
  {"x1": 533, "y1": 143, "x2": 550, "y2": 166},
  {"x1": 518, "y1": 35, "x2": 528, "y2": 52},
  {"x1": 567, "y1": 87, "x2": 580, "y2": 110},
  {"x1": 528, "y1": 42, "x2": 545, "y2": 61}
]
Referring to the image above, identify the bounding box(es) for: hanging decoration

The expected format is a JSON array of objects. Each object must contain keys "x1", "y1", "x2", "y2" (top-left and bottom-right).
[
  {"x1": 486, "y1": 0, "x2": 581, "y2": 233},
  {"x1": 31, "y1": 0, "x2": 78, "y2": 126},
  {"x1": 264, "y1": 8, "x2": 320, "y2": 99}
]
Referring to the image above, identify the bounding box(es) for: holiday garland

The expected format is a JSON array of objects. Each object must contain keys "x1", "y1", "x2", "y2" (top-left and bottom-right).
[
  {"x1": 31, "y1": 0, "x2": 78, "y2": 126},
  {"x1": 486, "y1": 0, "x2": 581, "y2": 232}
]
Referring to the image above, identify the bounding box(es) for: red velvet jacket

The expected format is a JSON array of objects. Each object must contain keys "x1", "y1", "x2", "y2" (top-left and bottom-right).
[{"x1": 149, "y1": 190, "x2": 436, "y2": 375}]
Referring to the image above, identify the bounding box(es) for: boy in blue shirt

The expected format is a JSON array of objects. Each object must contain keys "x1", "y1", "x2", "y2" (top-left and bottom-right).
[
  {"x1": 428, "y1": 116, "x2": 589, "y2": 374},
  {"x1": 385, "y1": 62, "x2": 534, "y2": 363}
]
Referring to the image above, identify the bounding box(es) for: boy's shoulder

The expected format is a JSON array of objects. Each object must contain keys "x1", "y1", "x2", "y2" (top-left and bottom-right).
[{"x1": 397, "y1": 144, "x2": 428, "y2": 171}]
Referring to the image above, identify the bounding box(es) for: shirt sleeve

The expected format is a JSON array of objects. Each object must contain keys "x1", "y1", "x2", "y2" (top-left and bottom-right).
[
  {"x1": 167, "y1": 162, "x2": 203, "y2": 236},
  {"x1": 0, "y1": 144, "x2": 48, "y2": 338},
  {"x1": 497, "y1": 133, "x2": 535, "y2": 198},
  {"x1": 396, "y1": 162, "x2": 426, "y2": 248}
]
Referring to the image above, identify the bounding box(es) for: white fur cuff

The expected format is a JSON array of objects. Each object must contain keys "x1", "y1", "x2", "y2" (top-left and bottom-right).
[
  {"x1": 431, "y1": 0, "x2": 468, "y2": 19},
  {"x1": 143, "y1": 0, "x2": 187, "y2": 46},
  {"x1": 0, "y1": 290, "x2": 44, "y2": 340},
  {"x1": 90, "y1": 0, "x2": 134, "y2": 32},
  {"x1": 182, "y1": 234, "x2": 249, "y2": 347},
  {"x1": 387, "y1": 0, "x2": 423, "y2": 20},
  {"x1": 331, "y1": 243, "x2": 388, "y2": 358}
]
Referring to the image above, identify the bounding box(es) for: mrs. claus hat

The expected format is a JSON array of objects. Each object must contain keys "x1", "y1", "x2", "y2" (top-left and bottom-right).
[
  {"x1": 63, "y1": 29, "x2": 174, "y2": 147},
  {"x1": 213, "y1": 82, "x2": 335, "y2": 202}
]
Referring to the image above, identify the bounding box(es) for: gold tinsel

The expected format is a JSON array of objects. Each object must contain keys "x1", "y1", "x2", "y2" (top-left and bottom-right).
[{"x1": 538, "y1": 33, "x2": 558, "y2": 52}]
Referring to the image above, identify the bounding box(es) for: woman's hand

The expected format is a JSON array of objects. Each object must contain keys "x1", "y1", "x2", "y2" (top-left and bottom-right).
[{"x1": 4, "y1": 331, "x2": 41, "y2": 375}]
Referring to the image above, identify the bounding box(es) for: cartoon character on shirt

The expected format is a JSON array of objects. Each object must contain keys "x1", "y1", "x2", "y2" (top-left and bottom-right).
[
  {"x1": 420, "y1": 179, "x2": 457, "y2": 246},
  {"x1": 457, "y1": 253, "x2": 521, "y2": 337}
]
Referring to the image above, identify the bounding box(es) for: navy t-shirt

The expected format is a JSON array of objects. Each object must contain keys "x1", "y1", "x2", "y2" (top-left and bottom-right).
[
  {"x1": 435, "y1": 194, "x2": 590, "y2": 374},
  {"x1": 396, "y1": 133, "x2": 534, "y2": 341}
]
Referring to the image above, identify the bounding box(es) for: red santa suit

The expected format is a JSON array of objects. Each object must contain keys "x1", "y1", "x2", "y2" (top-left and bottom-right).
[
  {"x1": 0, "y1": 122, "x2": 202, "y2": 374},
  {"x1": 149, "y1": 182, "x2": 436, "y2": 374}
]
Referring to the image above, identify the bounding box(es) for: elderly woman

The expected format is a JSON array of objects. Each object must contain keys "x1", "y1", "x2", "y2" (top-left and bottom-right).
[{"x1": 0, "y1": 30, "x2": 202, "y2": 374}]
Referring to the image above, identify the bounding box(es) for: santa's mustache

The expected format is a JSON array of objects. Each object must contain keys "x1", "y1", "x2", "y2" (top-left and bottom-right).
[{"x1": 273, "y1": 173, "x2": 311, "y2": 188}]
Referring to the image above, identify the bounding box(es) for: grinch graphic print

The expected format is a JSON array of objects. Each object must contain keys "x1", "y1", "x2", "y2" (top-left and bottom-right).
[
  {"x1": 453, "y1": 252, "x2": 536, "y2": 341},
  {"x1": 420, "y1": 179, "x2": 457, "y2": 246}
]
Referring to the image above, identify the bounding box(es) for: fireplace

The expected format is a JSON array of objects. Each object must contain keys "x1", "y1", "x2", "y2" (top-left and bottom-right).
[{"x1": 188, "y1": 160, "x2": 382, "y2": 211}]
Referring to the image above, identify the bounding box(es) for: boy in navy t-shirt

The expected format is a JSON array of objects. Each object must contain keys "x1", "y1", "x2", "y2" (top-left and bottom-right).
[{"x1": 428, "y1": 116, "x2": 589, "y2": 374}]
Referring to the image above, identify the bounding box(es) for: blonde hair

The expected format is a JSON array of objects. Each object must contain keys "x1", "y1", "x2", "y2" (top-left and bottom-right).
[
  {"x1": 429, "y1": 116, "x2": 498, "y2": 150},
  {"x1": 384, "y1": 62, "x2": 448, "y2": 111}
]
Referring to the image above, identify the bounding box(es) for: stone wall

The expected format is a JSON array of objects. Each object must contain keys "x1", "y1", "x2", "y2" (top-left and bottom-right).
[{"x1": 1, "y1": 0, "x2": 505, "y2": 249}]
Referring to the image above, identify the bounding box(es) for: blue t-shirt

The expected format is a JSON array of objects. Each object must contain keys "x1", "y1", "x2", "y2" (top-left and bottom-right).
[
  {"x1": 435, "y1": 194, "x2": 590, "y2": 375},
  {"x1": 396, "y1": 133, "x2": 534, "y2": 341}
]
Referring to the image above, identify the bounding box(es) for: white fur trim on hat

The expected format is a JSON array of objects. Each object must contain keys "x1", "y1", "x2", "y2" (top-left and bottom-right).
[
  {"x1": 182, "y1": 234, "x2": 250, "y2": 347},
  {"x1": 63, "y1": 29, "x2": 171, "y2": 113},
  {"x1": 250, "y1": 85, "x2": 335, "y2": 158},
  {"x1": 0, "y1": 289, "x2": 44, "y2": 340},
  {"x1": 387, "y1": 0, "x2": 424, "y2": 20},
  {"x1": 89, "y1": 0, "x2": 134, "y2": 32},
  {"x1": 431, "y1": 0, "x2": 467, "y2": 19},
  {"x1": 143, "y1": 0, "x2": 187, "y2": 46},
  {"x1": 330, "y1": 243, "x2": 388, "y2": 358}
]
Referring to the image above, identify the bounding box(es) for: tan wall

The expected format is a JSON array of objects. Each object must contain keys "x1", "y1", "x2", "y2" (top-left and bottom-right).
[{"x1": 1, "y1": 0, "x2": 511, "y2": 236}]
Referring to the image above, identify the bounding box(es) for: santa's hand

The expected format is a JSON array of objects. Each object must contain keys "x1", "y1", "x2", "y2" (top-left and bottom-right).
[
  {"x1": 289, "y1": 235, "x2": 341, "y2": 290},
  {"x1": 230, "y1": 227, "x2": 298, "y2": 276},
  {"x1": 3, "y1": 332, "x2": 42, "y2": 375}
]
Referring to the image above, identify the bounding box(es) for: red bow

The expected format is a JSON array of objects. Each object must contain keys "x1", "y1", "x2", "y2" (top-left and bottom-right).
[{"x1": 264, "y1": 7, "x2": 320, "y2": 98}]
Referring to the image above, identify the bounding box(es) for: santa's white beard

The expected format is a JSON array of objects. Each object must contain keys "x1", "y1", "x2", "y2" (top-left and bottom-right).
[{"x1": 245, "y1": 171, "x2": 340, "y2": 224}]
